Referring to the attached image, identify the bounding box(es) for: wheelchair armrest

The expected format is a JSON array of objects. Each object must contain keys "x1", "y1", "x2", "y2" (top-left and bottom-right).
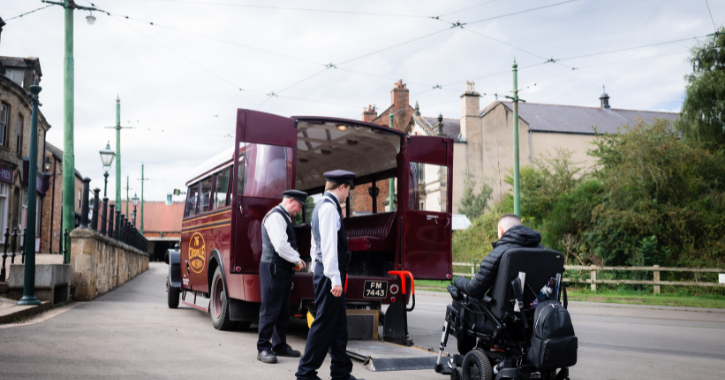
[{"x1": 447, "y1": 285, "x2": 462, "y2": 301}]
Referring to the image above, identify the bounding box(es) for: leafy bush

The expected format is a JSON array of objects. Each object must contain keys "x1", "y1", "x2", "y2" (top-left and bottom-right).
[{"x1": 458, "y1": 173, "x2": 493, "y2": 220}]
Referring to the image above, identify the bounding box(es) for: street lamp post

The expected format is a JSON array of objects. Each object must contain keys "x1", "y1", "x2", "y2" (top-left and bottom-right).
[
  {"x1": 132, "y1": 193, "x2": 139, "y2": 228},
  {"x1": 42, "y1": 0, "x2": 97, "y2": 262},
  {"x1": 99, "y1": 142, "x2": 115, "y2": 197},
  {"x1": 17, "y1": 81, "x2": 42, "y2": 306}
]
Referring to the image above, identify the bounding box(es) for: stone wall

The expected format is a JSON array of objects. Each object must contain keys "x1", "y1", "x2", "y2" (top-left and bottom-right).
[{"x1": 70, "y1": 228, "x2": 149, "y2": 301}]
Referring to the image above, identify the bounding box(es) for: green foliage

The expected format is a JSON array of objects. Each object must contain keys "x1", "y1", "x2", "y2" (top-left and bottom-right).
[
  {"x1": 457, "y1": 173, "x2": 493, "y2": 220},
  {"x1": 452, "y1": 211, "x2": 500, "y2": 263},
  {"x1": 678, "y1": 27, "x2": 725, "y2": 149}
]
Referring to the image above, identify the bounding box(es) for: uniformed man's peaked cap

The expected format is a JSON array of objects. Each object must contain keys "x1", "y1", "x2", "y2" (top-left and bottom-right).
[
  {"x1": 323, "y1": 170, "x2": 356, "y2": 188},
  {"x1": 283, "y1": 190, "x2": 308, "y2": 206}
]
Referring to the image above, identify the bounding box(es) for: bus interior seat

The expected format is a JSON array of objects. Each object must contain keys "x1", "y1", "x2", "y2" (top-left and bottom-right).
[{"x1": 343, "y1": 212, "x2": 397, "y2": 252}]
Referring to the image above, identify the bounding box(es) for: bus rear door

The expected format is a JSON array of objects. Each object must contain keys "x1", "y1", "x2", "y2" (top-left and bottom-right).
[
  {"x1": 401, "y1": 135, "x2": 453, "y2": 280},
  {"x1": 231, "y1": 110, "x2": 296, "y2": 298}
]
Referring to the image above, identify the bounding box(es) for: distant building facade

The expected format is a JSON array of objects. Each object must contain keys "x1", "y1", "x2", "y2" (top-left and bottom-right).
[
  {"x1": 113, "y1": 200, "x2": 184, "y2": 261},
  {"x1": 40, "y1": 142, "x2": 84, "y2": 253},
  {"x1": 0, "y1": 53, "x2": 51, "y2": 250}
]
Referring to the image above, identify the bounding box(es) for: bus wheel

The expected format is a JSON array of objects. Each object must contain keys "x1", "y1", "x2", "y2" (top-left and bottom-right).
[
  {"x1": 167, "y1": 278, "x2": 180, "y2": 309},
  {"x1": 210, "y1": 267, "x2": 234, "y2": 330}
]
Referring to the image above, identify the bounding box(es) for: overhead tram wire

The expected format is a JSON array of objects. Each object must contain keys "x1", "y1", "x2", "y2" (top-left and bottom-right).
[
  {"x1": 5, "y1": 5, "x2": 54, "y2": 21},
  {"x1": 109, "y1": 15, "x2": 268, "y2": 95},
  {"x1": 466, "y1": 0, "x2": 581, "y2": 25},
  {"x1": 705, "y1": 0, "x2": 718, "y2": 32},
  {"x1": 556, "y1": 35, "x2": 708, "y2": 62},
  {"x1": 462, "y1": 28, "x2": 575, "y2": 69},
  {"x1": 132, "y1": 0, "x2": 433, "y2": 19},
  {"x1": 436, "y1": 0, "x2": 505, "y2": 18}
]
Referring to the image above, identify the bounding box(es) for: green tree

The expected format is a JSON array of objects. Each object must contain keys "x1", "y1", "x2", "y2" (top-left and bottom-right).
[
  {"x1": 457, "y1": 173, "x2": 493, "y2": 220},
  {"x1": 678, "y1": 27, "x2": 725, "y2": 149}
]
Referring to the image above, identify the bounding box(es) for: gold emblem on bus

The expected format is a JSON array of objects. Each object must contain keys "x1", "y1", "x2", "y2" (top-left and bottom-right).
[{"x1": 188, "y1": 232, "x2": 206, "y2": 274}]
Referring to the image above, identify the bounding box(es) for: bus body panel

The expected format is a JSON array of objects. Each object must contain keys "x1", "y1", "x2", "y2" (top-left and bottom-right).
[{"x1": 180, "y1": 109, "x2": 452, "y2": 313}]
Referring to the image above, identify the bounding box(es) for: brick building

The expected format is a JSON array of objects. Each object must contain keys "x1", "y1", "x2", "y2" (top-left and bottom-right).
[
  {"x1": 40, "y1": 142, "x2": 84, "y2": 253},
  {"x1": 349, "y1": 80, "x2": 418, "y2": 215},
  {"x1": 113, "y1": 200, "x2": 184, "y2": 261}
]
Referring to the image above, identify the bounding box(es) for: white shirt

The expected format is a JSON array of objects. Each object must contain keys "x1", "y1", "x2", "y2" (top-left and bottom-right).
[
  {"x1": 310, "y1": 193, "x2": 342, "y2": 287},
  {"x1": 263, "y1": 205, "x2": 302, "y2": 265}
]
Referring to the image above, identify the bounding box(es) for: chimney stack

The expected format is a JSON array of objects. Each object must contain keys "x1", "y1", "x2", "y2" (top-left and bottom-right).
[
  {"x1": 362, "y1": 104, "x2": 377, "y2": 122},
  {"x1": 391, "y1": 79, "x2": 409, "y2": 114},
  {"x1": 460, "y1": 81, "x2": 481, "y2": 140},
  {"x1": 599, "y1": 86, "x2": 611, "y2": 110},
  {"x1": 0, "y1": 17, "x2": 5, "y2": 75}
]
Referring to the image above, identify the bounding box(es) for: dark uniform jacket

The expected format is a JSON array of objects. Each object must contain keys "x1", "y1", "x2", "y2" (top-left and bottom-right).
[{"x1": 454, "y1": 225, "x2": 544, "y2": 299}]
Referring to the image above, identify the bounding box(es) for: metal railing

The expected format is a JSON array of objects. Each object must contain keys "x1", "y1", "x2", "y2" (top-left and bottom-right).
[
  {"x1": 452, "y1": 262, "x2": 725, "y2": 294},
  {"x1": 81, "y1": 178, "x2": 148, "y2": 253},
  {"x1": 0, "y1": 228, "x2": 27, "y2": 282}
]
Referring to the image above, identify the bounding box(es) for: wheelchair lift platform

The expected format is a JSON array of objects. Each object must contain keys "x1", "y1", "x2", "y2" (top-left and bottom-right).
[{"x1": 346, "y1": 340, "x2": 440, "y2": 372}]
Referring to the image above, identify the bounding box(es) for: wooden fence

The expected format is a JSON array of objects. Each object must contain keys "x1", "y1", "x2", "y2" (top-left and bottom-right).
[{"x1": 452, "y1": 262, "x2": 725, "y2": 294}]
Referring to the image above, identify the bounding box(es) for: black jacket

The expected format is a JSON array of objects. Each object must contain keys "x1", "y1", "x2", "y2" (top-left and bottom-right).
[{"x1": 454, "y1": 225, "x2": 544, "y2": 299}]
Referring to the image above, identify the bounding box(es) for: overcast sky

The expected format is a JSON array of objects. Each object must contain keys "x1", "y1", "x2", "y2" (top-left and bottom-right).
[{"x1": 1, "y1": 0, "x2": 722, "y2": 202}]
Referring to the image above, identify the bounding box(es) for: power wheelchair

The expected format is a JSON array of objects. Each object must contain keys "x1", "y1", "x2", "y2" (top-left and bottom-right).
[{"x1": 434, "y1": 248, "x2": 577, "y2": 380}]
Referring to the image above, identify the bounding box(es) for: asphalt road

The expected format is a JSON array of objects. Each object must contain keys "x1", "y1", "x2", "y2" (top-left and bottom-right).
[{"x1": 1, "y1": 263, "x2": 723, "y2": 379}]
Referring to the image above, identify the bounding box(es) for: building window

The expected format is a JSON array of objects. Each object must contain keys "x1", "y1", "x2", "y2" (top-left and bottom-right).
[
  {"x1": 16, "y1": 114, "x2": 23, "y2": 155},
  {"x1": 0, "y1": 184, "x2": 8, "y2": 243},
  {"x1": 21, "y1": 190, "x2": 28, "y2": 231},
  {"x1": 0, "y1": 103, "x2": 8, "y2": 146},
  {"x1": 78, "y1": 190, "x2": 81, "y2": 208}
]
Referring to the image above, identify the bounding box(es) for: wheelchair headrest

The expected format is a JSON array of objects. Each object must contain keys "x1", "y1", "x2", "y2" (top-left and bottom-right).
[{"x1": 489, "y1": 248, "x2": 565, "y2": 319}]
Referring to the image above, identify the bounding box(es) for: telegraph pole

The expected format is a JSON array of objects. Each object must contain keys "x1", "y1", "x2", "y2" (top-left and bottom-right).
[
  {"x1": 505, "y1": 59, "x2": 525, "y2": 217},
  {"x1": 104, "y1": 96, "x2": 131, "y2": 208},
  {"x1": 125, "y1": 176, "x2": 130, "y2": 217},
  {"x1": 42, "y1": 0, "x2": 98, "y2": 255},
  {"x1": 140, "y1": 164, "x2": 145, "y2": 234}
]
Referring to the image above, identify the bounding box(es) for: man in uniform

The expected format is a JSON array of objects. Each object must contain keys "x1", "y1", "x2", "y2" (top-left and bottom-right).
[
  {"x1": 257, "y1": 190, "x2": 308, "y2": 364},
  {"x1": 296, "y1": 170, "x2": 363, "y2": 380}
]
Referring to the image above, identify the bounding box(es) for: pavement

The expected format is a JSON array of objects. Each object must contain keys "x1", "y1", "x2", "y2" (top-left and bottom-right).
[{"x1": 0, "y1": 263, "x2": 723, "y2": 379}]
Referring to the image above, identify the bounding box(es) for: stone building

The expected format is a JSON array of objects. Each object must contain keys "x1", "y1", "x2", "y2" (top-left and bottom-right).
[
  {"x1": 410, "y1": 81, "x2": 680, "y2": 212},
  {"x1": 0, "y1": 54, "x2": 51, "y2": 250},
  {"x1": 40, "y1": 142, "x2": 85, "y2": 253}
]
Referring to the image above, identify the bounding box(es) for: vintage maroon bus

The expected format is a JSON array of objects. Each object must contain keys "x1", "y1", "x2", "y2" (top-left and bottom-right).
[{"x1": 166, "y1": 109, "x2": 454, "y2": 341}]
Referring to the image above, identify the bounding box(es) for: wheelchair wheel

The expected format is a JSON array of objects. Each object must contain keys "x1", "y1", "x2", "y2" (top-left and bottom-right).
[
  {"x1": 461, "y1": 349, "x2": 493, "y2": 380},
  {"x1": 457, "y1": 334, "x2": 476, "y2": 355}
]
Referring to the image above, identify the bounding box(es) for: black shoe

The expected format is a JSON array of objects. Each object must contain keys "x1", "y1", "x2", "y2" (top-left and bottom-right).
[
  {"x1": 272, "y1": 344, "x2": 301, "y2": 357},
  {"x1": 257, "y1": 350, "x2": 277, "y2": 364}
]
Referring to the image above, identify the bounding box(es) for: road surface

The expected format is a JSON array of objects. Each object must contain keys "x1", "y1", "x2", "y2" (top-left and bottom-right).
[{"x1": 1, "y1": 263, "x2": 723, "y2": 379}]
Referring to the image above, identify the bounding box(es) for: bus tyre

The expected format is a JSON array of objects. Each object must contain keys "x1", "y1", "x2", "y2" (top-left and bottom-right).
[
  {"x1": 167, "y1": 281, "x2": 180, "y2": 309},
  {"x1": 211, "y1": 267, "x2": 234, "y2": 330}
]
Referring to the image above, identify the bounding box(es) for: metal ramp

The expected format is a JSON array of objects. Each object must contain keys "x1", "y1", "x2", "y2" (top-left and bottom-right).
[{"x1": 346, "y1": 340, "x2": 439, "y2": 372}]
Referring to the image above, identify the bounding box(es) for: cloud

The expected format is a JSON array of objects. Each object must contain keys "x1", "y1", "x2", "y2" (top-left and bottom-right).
[{"x1": 1, "y1": 0, "x2": 719, "y2": 201}]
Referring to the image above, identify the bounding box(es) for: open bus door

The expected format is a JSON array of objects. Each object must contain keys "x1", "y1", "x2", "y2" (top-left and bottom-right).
[
  {"x1": 232, "y1": 110, "x2": 296, "y2": 297},
  {"x1": 401, "y1": 135, "x2": 453, "y2": 280}
]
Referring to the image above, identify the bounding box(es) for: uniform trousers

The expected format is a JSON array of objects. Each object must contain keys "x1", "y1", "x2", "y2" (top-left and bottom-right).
[
  {"x1": 257, "y1": 262, "x2": 294, "y2": 353},
  {"x1": 295, "y1": 262, "x2": 352, "y2": 380}
]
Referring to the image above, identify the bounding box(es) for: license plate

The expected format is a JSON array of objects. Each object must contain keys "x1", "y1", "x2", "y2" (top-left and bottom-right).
[{"x1": 363, "y1": 281, "x2": 387, "y2": 298}]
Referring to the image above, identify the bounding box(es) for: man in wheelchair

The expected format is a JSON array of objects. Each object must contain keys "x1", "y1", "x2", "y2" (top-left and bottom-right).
[{"x1": 434, "y1": 215, "x2": 577, "y2": 380}]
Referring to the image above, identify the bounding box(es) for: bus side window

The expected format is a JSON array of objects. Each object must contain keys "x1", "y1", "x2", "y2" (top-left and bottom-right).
[
  {"x1": 184, "y1": 184, "x2": 199, "y2": 217},
  {"x1": 198, "y1": 176, "x2": 213, "y2": 214},
  {"x1": 214, "y1": 167, "x2": 231, "y2": 209}
]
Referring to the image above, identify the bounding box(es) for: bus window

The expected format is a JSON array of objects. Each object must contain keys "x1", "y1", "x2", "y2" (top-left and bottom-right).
[
  {"x1": 184, "y1": 184, "x2": 199, "y2": 217},
  {"x1": 214, "y1": 167, "x2": 231, "y2": 209},
  {"x1": 409, "y1": 162, "x2": 448, "y2": 212},
  {"x1": 237, "y1": 143, "x2": 291, "y2": 198},
  {"x1": 198, "y1": 176, "x2": 213, "y2": 213}
]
